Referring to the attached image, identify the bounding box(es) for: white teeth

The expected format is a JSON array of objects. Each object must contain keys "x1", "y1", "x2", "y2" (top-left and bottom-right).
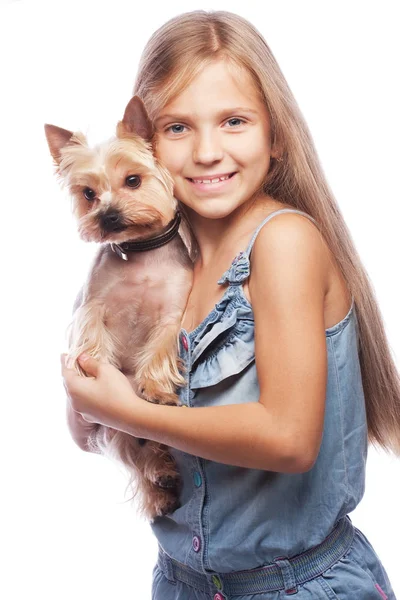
[{"x1": 192, "y1": 174, "x2": 232, "y2": 184}]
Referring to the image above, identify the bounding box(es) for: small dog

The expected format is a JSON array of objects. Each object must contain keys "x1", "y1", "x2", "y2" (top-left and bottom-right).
[{"x1": 45, "y1": 96, "x2": 193, "y2": 521}]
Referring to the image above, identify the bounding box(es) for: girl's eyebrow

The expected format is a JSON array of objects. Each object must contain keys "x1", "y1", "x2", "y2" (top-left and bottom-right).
[{"x1": 154, "y1": 107, "x2": 258, "y2": 124}]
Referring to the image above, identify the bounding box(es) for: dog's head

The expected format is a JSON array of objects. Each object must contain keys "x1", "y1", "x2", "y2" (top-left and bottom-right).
[{"x1": 44, "y1": 96, "x2": 177, "y2": 244}]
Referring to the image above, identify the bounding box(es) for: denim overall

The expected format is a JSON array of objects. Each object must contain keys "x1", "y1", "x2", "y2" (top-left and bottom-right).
[{"x1": 150, "y1": 208, "x2": 396, "y2": 599}]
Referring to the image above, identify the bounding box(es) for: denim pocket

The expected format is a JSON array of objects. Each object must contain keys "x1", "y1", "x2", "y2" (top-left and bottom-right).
[
  {"x1": 314, "y1": 553, "x2": 392, "y2": 600},
  {"x1": 315, "y1": 574, "x2": 339, "y2": 599},
  {"x1": 351, "y1": 557, "x2": 390, "y2": 599},
  {"x1": 348, "y1": 527, "x2": 394, "y2": 599}
]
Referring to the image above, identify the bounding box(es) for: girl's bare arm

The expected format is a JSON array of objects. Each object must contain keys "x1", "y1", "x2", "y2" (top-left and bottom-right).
[{"x1": 66, "y1": 287, "x2": 101, "y2": 452}]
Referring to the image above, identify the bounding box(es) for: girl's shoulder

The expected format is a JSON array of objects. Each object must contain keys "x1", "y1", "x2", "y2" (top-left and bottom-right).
[
  {"x1": 246, "y1": 206, "x2": 320, "y2": 258},
  {"x1": 242, "y1": 208, "x2": 352, "y2": 333}
]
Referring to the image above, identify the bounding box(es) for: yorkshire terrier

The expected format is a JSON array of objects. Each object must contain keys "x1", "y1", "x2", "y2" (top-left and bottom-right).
[{"x1": 45, "y1": 96, "x2": 193, "y2": 521}]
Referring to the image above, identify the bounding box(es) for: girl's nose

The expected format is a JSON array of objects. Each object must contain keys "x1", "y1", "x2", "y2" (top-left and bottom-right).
[{"x1": 192, "y1": 131, "x2": 224, "y2": 164}]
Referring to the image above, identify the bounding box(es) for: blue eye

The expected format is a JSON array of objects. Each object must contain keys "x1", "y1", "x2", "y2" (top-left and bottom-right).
[
  {"x1": 165, "y1": 117, "x2": 245, "y2": 135},
  {"x1": 226, "y1": 118, "x2": 245, "y2": 127},
  {"x1": 167, "y1": 124, "x2": 187, "y2": 134}
]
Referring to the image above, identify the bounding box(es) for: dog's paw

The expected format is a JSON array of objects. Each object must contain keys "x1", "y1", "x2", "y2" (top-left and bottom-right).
[
  {"x1": 140, "y1": 388, "x2": 179, "y2": 407},
  {"x1": 139, "y1": 379, "x2": 180, "y2": 405}
]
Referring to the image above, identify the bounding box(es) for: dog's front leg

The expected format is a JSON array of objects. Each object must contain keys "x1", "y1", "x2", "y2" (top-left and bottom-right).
[
  {"x1": 134, "y1": 318, "x2": 186, "y2": 405},
  {"x1": 66, "y1": 300, "x2": 122, "y2": 375}
]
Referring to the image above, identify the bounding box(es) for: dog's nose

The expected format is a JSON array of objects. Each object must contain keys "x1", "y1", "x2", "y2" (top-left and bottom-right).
[{"x1": 100, "y1": 210, "x2": 127, "y2": 232}]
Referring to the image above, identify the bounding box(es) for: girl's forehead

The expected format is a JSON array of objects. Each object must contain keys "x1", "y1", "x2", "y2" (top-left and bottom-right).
[{"x1": 158, "y1": 61, "x2": 263, "y2": 115}]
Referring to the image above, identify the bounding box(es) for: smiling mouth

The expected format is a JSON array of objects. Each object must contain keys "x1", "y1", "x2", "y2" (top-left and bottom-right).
[{"x1": 187, "y1": 172, "x2": 237, "y2": 183}]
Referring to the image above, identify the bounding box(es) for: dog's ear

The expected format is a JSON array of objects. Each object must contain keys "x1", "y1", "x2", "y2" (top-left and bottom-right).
[
  {"x1": 44, "y1": 124, "x2": 86, "y2": 164},
  {"x1": 117, "y1": 95, "x2": 154, "y2": 142}
]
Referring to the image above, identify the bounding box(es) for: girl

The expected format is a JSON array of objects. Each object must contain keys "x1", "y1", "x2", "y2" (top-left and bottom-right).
[{"x1": 61, "y1": 10, "x2": 400, "y2": 600}]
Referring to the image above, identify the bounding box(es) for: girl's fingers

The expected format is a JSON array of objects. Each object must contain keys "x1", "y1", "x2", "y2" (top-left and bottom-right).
[
  {"x1": 78, "y1": 354, "x2": 99, "y2": 377},
  {"x1": 60, "y1": 353, "x2": 77, "y2": 380}
]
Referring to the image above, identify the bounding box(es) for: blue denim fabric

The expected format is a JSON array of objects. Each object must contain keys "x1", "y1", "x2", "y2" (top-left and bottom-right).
[{"x1": 150, "y1": 209, "x2": 396, "y2": 599}]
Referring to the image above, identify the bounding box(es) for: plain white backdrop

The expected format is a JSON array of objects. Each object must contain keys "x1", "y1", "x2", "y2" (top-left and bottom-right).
[{"x1": 1, "y1": 1, "x2": 399, "y2": 598}]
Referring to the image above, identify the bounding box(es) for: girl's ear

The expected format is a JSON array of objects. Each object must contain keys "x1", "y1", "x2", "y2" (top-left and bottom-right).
[
  {"x1": 270, "y1": 139, "x2": 285, "y2": 161},
  {"x1": 269, "y1": 123, "x2": 284, "y2": 160}
]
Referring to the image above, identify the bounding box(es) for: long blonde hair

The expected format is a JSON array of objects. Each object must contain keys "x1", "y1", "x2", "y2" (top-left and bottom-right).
[{"x1": 131, "y1": 9, "x2": 400, "y2": 457}]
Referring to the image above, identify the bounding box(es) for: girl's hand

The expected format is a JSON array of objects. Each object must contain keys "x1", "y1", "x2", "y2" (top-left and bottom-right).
[{"x1": 61, "y1": 353, "x2": 147, "y2": 436}]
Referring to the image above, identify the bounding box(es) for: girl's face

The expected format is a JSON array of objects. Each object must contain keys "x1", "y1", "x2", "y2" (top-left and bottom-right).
[{"x1": 153, "y1": 59, "x2": 276, "y2": 221}]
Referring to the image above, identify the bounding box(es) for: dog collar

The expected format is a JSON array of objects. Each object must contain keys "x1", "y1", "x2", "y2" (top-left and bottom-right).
[{"x1": 110, "y1": 211, "x2": 181, "y2": 260}]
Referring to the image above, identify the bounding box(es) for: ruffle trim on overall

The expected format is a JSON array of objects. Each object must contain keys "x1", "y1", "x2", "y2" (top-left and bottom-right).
[{"x1": 188, "y1": 250, "x2": 255, "y2": 390}]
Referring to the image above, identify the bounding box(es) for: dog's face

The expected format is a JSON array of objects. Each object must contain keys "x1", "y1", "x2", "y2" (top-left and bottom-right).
[{"x1": 44, "y1": 97, "x2": 177, "y2": 244}]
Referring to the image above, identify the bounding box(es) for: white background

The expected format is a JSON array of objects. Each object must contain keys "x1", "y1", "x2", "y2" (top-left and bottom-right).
[{"x1": 1, "y1": 1, "x2": 399, "y2": 598}]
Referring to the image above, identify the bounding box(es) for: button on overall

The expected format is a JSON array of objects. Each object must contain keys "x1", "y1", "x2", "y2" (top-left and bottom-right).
[
  {"x1": 181, "y1": 334, "x2": 188, "y2": 351},
  {"x1": 193, "y1": 471, "x2": 202, "y2": 487},
  {"x1": 212, "y1": 575, "x2": 222, "y2": 590},
  {"x1": 192, "y1": 535, "x2": 201, "y2": 552}
]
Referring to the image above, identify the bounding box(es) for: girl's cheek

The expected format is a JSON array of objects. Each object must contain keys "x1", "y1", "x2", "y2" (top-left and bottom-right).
[
  {"x1": 153, "y1": 137, "x2": 177, "y2": 169},
  {"x1": 161, "y1": 149, "x2": 186, "y2": 174}
]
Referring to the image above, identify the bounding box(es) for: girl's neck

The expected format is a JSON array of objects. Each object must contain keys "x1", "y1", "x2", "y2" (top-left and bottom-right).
[{"x1": 186, "y1": 195, "x2": 285, "y2": 268}]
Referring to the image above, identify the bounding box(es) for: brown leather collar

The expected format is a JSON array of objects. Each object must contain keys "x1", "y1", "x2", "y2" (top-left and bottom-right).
[{"x1": 110, "y1": 211, "x2": 181, "y2": 260}]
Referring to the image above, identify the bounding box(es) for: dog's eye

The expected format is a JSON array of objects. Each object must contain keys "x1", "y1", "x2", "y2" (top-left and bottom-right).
[
  {"x1": 83, "y1": 187, "x2": 96, "y2": 201},
  {"x1": 125, "y1": 175, "x2": 141, "y2": 188}
]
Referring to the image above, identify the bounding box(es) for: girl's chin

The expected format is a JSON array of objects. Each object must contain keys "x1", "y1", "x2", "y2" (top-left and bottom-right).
[{"x1": 184, "y1": 201, "x2": 242, "y2": 221}]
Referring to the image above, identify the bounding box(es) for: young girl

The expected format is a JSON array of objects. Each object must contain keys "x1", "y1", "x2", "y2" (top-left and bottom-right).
[{"x1": 61, "y1": 10, "x2": 400, "y2": 600}]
